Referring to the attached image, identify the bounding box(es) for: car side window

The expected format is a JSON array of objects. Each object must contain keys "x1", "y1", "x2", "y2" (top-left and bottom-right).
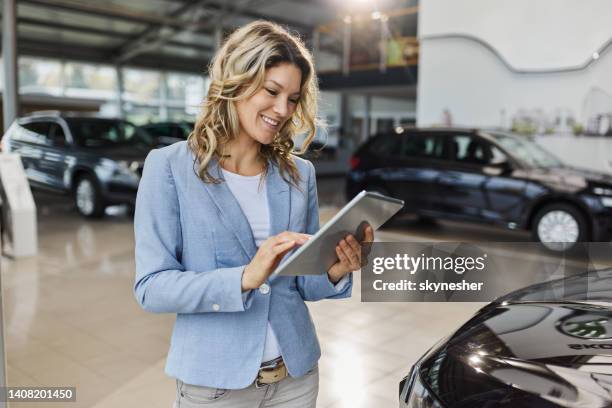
[
  {"x1": 489, "y1": 145, "x2": 509, "y2": 165},
  {"x1": 49, "y1": 123, "x2": 67, "y2": 147},
  {"x1": 367, "y1": 134, "x2": 402, "y2": 156},
  {"x1": 449, "y1": 134, "x2": 508, "y2": 165},
  {"x1": 144, "y1": 125, "x2": 171, "y2": 138},
  {"x1": 401, "y1": 133, "x2": 444, "y2": 159},
  {"x1": 20, "y1": 121, "x2": 52, "y2": 146}
]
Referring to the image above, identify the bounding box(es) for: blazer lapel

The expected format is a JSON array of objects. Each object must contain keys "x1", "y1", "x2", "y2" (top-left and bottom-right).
[
  {"x1": 200, "y1": 158, "x2": 257, "y2": 259},
  {"x1": 266, "y1": 162, "x2": 291, "y2": 237}
]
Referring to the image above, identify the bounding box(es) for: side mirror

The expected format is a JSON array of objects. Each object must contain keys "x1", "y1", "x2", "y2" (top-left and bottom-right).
[{"x1": 483, "y1": 160, "x2": 513, "y2": 176}]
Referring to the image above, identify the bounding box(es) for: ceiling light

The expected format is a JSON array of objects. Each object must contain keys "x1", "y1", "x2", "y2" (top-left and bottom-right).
[
  {"x1": 371, "y1": 11, "x2": 381, "y2": 19},
  {"x1": 343, "y1": 15, "x2": 352, "y2": 24},
  {"x1": 593, "y1": 52, "x2": 600, "y2": 60}
]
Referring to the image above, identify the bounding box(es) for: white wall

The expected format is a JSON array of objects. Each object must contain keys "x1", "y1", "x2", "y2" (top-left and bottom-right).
[{"x1": 417, "y1": 0, "x2": 612, "y2": 133}]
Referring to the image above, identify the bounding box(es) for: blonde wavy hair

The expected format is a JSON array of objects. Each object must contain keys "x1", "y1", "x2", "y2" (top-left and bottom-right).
[{"x1": 188, "y1": 20, "x2": 319, "y2": 186}]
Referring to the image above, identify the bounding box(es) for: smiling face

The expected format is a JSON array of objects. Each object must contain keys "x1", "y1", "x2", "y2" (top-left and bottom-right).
[{"x1": 235, "y1": 62, "x2": 302, "y2": 146}]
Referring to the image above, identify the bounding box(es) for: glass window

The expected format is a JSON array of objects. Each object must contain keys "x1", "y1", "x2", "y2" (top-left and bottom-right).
[
  {"x1": 123, "y1": 68, "x2": 162, "y2": 104},
  {"x1": 401, "y1": 133, "x2": 444, "y2": 159},
  {"x1": 367, "y1": 134, "x2": 402, "y2": 156},
  {"x1": 376, "y1": 118, "x2": 395, "y2": 134},
  {"x1": 21, "y1": 121, "x2": 52, "y2": 145},
  {"x1": 489, "y1": 132, "x2": 563, "y2": 168},
  {"x1": 125, "y1": 106, "x2": 161, "y2": 125},
  {"x1": 66, "y1": 118, "x2": 152, "y2": 149},
  {"x1": 64, "y1": 63, "x2": 116, "y2": 91},
  {"x1": 449, "y1": 134, "x2": 506, "y2": 165},
  {"x1": 19, "y1": 57, "x2": 62, "y2": 94},
  {"x1": 142, "y1": 124, "x2": 173, "y2": 138},
  {"x1": 49, "y1": 123, "x2": 67, "y2": 147}
]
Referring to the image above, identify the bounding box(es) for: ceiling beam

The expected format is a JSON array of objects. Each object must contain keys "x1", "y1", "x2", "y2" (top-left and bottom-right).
[
  {"x1": 16, "y1": 16, "x2": 215, "y2": 53},
  {"x1": 17, "y1": 37, "x2": 210, "y2": 73},
  {"x1": 19, "y1": 0, "x2": 187, "y2": 28},
  {"x1": 112, "y1": 0, "x2": 215, "y2": 64},
  {"x1": 160, "y1": 0, "x2": 316, "y2": 32}
]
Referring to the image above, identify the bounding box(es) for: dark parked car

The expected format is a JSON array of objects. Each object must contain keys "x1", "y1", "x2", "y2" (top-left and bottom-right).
[
  {"x1": 139, "y1": 121, "x2": 194, "y2": 146},
  {"x1": 1, "y1": 112, "x2": 152, "y2": 218},
  {"x1": 346, "y1": 128, "x2": 612, "y2": 250},
  {"x1": 399, "y1": 268, "x2": 612, "y2": 407}
]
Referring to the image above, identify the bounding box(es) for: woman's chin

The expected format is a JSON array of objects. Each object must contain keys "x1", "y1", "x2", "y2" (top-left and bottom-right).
[{"x1": 256, "y1": 134, "x2": 276, "y2": 145}]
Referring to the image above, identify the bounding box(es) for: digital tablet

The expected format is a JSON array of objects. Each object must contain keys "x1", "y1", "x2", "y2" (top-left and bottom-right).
[{"x1": 273, "y1": 190, "x2": 404, "y2": 276}]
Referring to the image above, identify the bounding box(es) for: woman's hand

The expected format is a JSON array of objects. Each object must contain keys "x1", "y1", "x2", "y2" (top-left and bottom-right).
[
  {"x1": 242, "y1": 231, "x2": 310, "y2": 291},
  {"x1": 327, "y1": 225, "x2": 374, "y2": 284}
]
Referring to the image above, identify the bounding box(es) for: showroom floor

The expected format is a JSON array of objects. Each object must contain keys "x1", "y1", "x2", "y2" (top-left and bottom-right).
[{"x1": 1, "y1": 183, "x2": 503, "y2": 408}]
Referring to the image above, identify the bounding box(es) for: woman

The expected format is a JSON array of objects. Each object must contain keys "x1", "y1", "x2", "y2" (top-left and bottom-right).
[{"x1": 134, "y1": 21, "x2": 373, "y2": 407}]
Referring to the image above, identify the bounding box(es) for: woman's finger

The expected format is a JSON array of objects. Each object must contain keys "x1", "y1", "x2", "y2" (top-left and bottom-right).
[
  {"x1": 272, "y1": 240, "x2": 295, "y2": 255},
  {"x1": 346, "y1": 234, "x2": 361, "y2": 254},
  {"x1": 340, "y1": 240, "x2": 360, "y2": 268},
  {"x1": 336, "y1": 245, "x2": 349, "y2": 265},
  {"x1": 363, "y1": 225, "x2": 374, "y2": 243},
  {"x1": 277, "y1": 232, "x2": 310, "y2": 244}
]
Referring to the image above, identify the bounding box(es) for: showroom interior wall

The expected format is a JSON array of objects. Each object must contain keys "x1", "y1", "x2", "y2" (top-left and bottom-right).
[{"x1": 417, "y1": 0, "x2": 612, "y2": 133}]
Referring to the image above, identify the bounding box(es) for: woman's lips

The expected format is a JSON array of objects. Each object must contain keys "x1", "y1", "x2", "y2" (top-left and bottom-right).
[{"x1": 261, "y1": 114, "x2": 280, "y2": 131}]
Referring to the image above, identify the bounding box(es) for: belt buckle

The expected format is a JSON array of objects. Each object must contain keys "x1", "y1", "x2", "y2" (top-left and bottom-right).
[{"x1": 255, "y1": 358, "x2": 285, "y2": 388}]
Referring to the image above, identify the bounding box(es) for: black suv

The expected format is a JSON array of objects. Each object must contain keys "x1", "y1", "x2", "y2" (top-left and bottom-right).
[
  {"x1": 1, "y1": 112, "x2": 153, "y2": 218},
  {"x1": 346, "y1": 128, "x2": 612, "y2": 250},
  {"x1": 139, "y1": 121, "x2": 194, "y2": 146}
]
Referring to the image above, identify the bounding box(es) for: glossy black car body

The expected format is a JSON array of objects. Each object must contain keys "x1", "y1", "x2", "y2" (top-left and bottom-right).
[
  {"x1": 2, "y1": 112, "x2": 151, "y2": 217},
  {"x1": 139, "y1": 121, "x2": 194, "y2": 146},
  {"x1": 399, "y1": 268, "x2": 612, "y2": 407},
  {"x1": 346, "y1": 128, "x2": 612, "y2": 247}
]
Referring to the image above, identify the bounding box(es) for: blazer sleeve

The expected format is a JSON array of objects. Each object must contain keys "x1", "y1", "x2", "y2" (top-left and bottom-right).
[
  {"x1": 296, "y1": 160, "x2": 353, "y2": 301},
  {"x1": 133, "y1": 149, "x2": 253, "y2": 314}
]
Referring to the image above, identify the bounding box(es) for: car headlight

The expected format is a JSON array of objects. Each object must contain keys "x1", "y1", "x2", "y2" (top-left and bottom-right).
[
  {"x1": 593, "y1": 187, "x2": 612, "y2": 196},
  {"x1": 96, "y1": 159, "x2": 138, "y2": 179},
  {"x1": 601, "y1": 197, "x2": 612, "y2": 208},
  {"x1": 401, "y1": 368, "x2": 442, "y2": 408}
]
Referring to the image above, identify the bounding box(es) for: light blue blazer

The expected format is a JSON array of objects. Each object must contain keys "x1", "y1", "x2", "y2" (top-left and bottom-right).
[{"x1": 133, "y1": 141, "x2": 352, "y2": 389}]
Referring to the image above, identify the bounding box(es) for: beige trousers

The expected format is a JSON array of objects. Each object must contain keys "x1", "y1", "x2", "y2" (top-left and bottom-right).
[{"x1": 173, "y1": 366, "x2": 318, "y2": 408}]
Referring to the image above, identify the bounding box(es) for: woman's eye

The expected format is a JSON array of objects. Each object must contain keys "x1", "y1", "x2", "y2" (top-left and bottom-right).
[
  {"x1": 266, "y1": 88, "x2": 278, "y2": 96},
  {"x1": 289, "y1": 99, "x2": 299, "y2": 104}
]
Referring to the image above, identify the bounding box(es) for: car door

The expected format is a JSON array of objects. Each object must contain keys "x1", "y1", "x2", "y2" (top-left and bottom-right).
[
  {"x1": 439, "y1": 133, "x2": 526, "y2": 224},
  {"x1": 367, "y1": 131, "x2": 446, "y2": 213},
  {"x1": 43, "y1": 122, "x2": 72, "y2": 191},
  {"x1": 16, "y1": 120, "x2": 50, "y2": 187}
]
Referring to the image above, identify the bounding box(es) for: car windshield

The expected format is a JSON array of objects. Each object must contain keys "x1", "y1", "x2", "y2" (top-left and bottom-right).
[
  {"x1": 488, "y1": 131, "x2": 564, "y2": 168},
  {"x1": 67, "y1": 118, "x2": 153, "y2": 149}
]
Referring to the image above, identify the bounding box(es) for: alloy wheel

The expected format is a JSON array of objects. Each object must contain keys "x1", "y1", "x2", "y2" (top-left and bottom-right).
[
  {"x1": 537, "y1": 210, "x2": 580, "y2": 249},
  {"x1": 76, "y1": 179, "x2": 95, "y2": 216}
]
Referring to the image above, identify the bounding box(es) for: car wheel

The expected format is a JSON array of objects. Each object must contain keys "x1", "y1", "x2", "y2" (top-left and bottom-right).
[
  {"x1": 75, "y1": 175, "x2": 106, "y2": 218},
  {"x1": 532, "y1": 203, "x2": 589, "y2": 251}
]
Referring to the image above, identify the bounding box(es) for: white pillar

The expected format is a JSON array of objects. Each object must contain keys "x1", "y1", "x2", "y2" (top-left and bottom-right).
[{"x1": 2, "y1": 0, "x2": 19, "y2": 132}]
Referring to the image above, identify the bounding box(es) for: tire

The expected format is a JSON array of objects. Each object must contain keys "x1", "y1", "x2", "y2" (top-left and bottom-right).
[
  {"x1": 74, "y1": 174, "x2": 106, "y2": 218},
  {"x1": 531, "y1": 203, "x2": 589, "y2": 251}
]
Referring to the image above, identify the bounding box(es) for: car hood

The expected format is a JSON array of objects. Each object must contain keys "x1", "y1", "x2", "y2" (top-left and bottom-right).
[
  {"x1": 420, "y1": 269, "x2": 612, "y2": 407},
  {"x1": 513, "y1": 166, "x2": 612, "y2": 193}
]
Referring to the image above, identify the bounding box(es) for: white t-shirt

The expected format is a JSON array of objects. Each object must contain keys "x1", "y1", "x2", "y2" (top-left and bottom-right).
[{"x1": 221, "y1": 168, "x2": 282, "y2": 362}]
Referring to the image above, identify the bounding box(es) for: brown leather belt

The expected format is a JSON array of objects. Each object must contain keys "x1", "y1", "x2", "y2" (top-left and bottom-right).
[{"x1": 256, "y1": 357, "x2": 288, "y2": 388}]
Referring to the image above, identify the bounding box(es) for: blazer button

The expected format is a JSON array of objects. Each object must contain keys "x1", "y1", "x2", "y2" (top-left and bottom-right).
[
  {"x1": 212, "y1": 304, "x2": 220, "y2": 311},
  {"x1": 259, "y1": 283, "x2": 270, "y2": 295}
]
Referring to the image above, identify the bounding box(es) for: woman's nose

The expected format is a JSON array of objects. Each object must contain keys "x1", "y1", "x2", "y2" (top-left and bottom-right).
[{"x1": 273, "y1": 98, "x2": 289, "y2": 118}]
